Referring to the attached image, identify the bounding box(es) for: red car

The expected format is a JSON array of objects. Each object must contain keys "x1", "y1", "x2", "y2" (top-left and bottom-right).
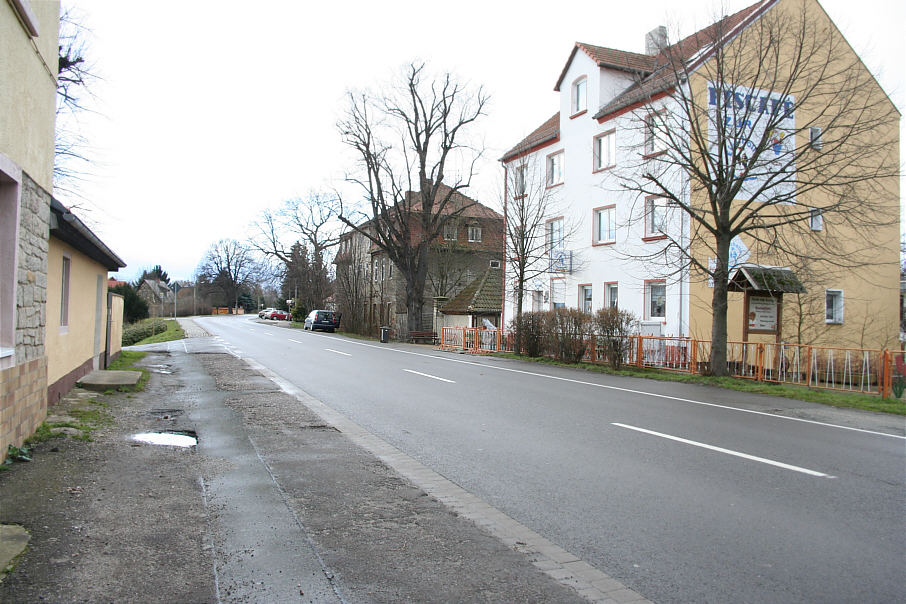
[{"x1": 264, "y1": 309, "x2": 291, "y2": 321}]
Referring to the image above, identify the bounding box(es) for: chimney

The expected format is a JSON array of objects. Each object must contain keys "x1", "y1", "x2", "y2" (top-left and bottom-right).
[{"x1": 645, "y1": 25, "x2": 668, "y2": 55}]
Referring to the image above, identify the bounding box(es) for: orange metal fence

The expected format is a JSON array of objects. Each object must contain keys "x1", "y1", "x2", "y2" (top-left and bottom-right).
[{"x1": 438, "y1": 327, "x2": 902, "y2": 398}]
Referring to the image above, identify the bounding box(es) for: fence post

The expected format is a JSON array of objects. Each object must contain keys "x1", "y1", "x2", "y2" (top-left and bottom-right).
[
  {"x1": 881, "y1": 348, "x2": 891, "y2": 398},
  {"x1": 637, "y1": 336, "x2": 644, "y2": 368},
  {"x1": 690, "y1": 339, "x2": 697, "y2": 375},
  {"x1": 805, "y1": 346, "x2": 812, "y2": 387},
  {"x1": 756, "y1": 344, "x2": 765, "y2": 382}
]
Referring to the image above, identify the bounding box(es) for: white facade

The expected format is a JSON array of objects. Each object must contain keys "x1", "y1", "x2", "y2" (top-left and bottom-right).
[{"x1": 503, "y1": 45, "x2": 690, "y2": 337}]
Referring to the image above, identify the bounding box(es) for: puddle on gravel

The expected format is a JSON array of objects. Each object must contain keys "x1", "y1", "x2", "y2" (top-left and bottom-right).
[{"x1": 131, "y1": 431, "x2": 197, "y2": 447}]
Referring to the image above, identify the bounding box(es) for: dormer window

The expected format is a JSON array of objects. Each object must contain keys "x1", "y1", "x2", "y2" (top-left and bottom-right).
[{"x1": 572, "y1": 77, "x2": 587, "y2": 116}]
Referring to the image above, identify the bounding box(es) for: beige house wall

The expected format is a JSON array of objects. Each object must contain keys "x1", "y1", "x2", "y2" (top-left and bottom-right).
[
  {"x1": 0, "y1": 1, "x2": 58, "y2": 458},
  {"x1": 685, "y1": 0, "x2": 900, "y2": 351},
  {"x1": 0, "y1": 0, "x2": 59, "y2": 191},
  {"x1": 46, "y1": 237, "x2": 110, "y2": 403},
  {"x1": 108, "y1": 293, "x2": 124, "y2": 362}
]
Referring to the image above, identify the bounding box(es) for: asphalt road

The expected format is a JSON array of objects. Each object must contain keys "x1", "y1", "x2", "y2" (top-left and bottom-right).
[{"x1": 195, "y1": 315, "x2": 905, "y2": 604}]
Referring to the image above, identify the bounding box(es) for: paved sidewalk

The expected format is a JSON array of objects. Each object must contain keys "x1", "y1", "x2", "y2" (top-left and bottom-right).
[{"x1": 1, "y1": 319, "x2": 631, "y2": 602}]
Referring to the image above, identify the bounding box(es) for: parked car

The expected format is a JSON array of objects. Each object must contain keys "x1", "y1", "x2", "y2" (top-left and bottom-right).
[
  {"x1": 265, "y1": 309, "x2": 291, "y2": 321},
  {"x1": 258, "y1": 307, "x2": 276, "y2": 318},
  {"x1": 304, "y1": 310, "x2": 339, "y2": 332}
]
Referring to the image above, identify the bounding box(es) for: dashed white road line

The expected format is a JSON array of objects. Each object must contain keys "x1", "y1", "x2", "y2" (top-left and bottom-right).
[
  {"x1": 403, "y1": 369, "x2": 455, "y2": 383},
  {"x1": 288, "y1": 339, "x2": 303, "y2": 344},
  {"x1": 612, "y1": 423, "x2": 834, "y2": 478},
  {"x1": 325, "y1": 348, "x2": 351, "y2": 357}
]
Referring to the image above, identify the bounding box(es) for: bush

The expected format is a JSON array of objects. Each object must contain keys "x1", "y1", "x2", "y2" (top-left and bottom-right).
[
  {"x1": 594, "y1": 307, "x2": 638, "y2": 370},
  {"x1": 122, "y1": 319, "x2": 168, "y2": 346},
  {"x1": 545, "y1": 308, "x2": 594, "y2": 363},
  {"x1": 510, "y1": 312, "x2": 546, "y2": 357},
  {"x1": 291, "y1": 305, "x2": 308, "y2": 322}
]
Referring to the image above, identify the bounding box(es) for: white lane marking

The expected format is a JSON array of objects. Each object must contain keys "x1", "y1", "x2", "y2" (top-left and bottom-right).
[
  {"x1": 325, "y1": 348, "x2": 351, "y2": 357},
  {"x1": 403, "y1": 369, "x2": 455, "y2": 383},
  {"x1": 263, "y1": 332, "x2": 273, "y2": 336},
  {"x1": 288, "y1": 339, "x2": 304, "y2": 344},
  {"x1": 612, "y1": 423, "x2": 833, "y2": 478},
  {"x1": 328, "y1": 338, "x2": 902, "y2": 440}
]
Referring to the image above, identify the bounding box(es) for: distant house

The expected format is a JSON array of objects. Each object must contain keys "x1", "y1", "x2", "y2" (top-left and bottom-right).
[
  {"x1": 46, "y1": 199, "x2": 126, "y2": 403},
  {"x1": 136, "y1": 279, "x2": 175, "y2": 318},
  {"x1": 334, "y1": 185, "x2": 504, "y2": 336}
]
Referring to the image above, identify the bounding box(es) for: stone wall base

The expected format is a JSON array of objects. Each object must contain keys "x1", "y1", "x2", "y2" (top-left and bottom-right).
[
  {"x1": 0, "y1": 357, "x2": 48, "y2": 460},
  {"x1": 47, "y1": 357, "x2": 94, "y2": 406}
]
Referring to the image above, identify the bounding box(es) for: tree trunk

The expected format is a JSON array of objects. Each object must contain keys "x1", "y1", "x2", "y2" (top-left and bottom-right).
[
  {"x1": 404, "y1": 250, "x2": 429, "y2": 334},
  {"x1": 514, "y1": 280, "x2": 525, "y2": 354},
  {"x1": 709, "y1": 233, "x2": 731, "y2": 376}
]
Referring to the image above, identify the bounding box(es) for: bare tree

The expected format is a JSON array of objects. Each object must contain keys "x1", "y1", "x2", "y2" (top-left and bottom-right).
[
  {"x1": 426, "y1": 240, "x2": 471, "y2": 299},
  {"x1": 334, "y1": 231, "x2": 372, "y2": 334},
  {"x1": 337, "y1": 62, "x2": 488, "y2": 333},
  {"x1": 503, "y1": 148, "x2": 583, "y2": 353},
  {"x1": 250, "y1": 192, "x2": 341, "y2": 311},
  {"x1": 617, "y1": 1, "x2": 899, "y2": 374},
  {"x1": 55, "y1": 7, "x2": 99, "y2": 199},
  {"x1": 196, "y1": 239, "x2": 262, "y2": 311}
]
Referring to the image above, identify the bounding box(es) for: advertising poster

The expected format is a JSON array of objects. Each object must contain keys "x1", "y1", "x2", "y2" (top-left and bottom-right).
[{"x1": 747, "y1": 295, "x2": 778, "y2": 333}]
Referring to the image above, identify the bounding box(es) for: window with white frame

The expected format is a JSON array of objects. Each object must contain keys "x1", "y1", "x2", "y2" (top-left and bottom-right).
[
  {"x1": 467, "y1": 223, "x2": 482, "y2": 242},
  {"x1": 532, "y1": 290, "x2": 543, "y2": 312},
  {"x1": 547, "y1": 151, "x2": 564, "y2": 186},
  {"x1": 513, "y1": 164, "x2": 526, "y2": 197},
  {"x1": 595, "y1": 206, "x2": 616, "y2": 244},
  {"x1": 593, "y1": 130, "x2": 616, "y2": 170},
  {"x1": 572, "y1": 77, "x2": 587, "y2": 115},
  {"x1": 581, "y1": 285, "x2": 593, "y2": 313},
  {"x1": 373, "y1": 259, "x2": 379, "y2": 282},
  {"x1": 547, "y1": 217, "x2": 564, "y2": 251},
  {"x1": 605, "y1": 283, "x2": 619, "y2": 308},
  {"x1": 644, "y1": 112, "x2": 665, "y2": 155},
  {"x1": 645, "y1": 197, "x2": 667, "y2": 237},
  {"x1": 825, "y1": 289, "x2": 843, "y2": 324},
  {"x1": 443, "y1": 221, "x2": 458, "y2": 241},
  {"x1": 1, "y1": 168, "x2": 19, "y2": 364},
  {"x1": 810, "y1": 208, "x2": 823, "y2": 231},
  {"x1": 61, "y1": 255, "x2": 71, "y2": 327},
  {"x1": 646, "y1": 280, "x2": 666, "y2": 319}
]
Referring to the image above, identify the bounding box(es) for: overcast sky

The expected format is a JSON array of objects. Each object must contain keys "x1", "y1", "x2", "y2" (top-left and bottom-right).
[{"x1": 61, "y1": 0, "x2": 904, "y2": 283}]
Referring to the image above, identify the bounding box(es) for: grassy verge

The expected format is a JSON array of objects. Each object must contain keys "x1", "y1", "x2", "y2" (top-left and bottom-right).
[
  {"x1": 107, "y1": 350, "x2": 150, "y2": 391},
  {"x1": 491, "y1": 352, "x2": 906, "y2": 415},
  {"x1": 132, "y1": 319, "x2": 184, "y2": 345}
]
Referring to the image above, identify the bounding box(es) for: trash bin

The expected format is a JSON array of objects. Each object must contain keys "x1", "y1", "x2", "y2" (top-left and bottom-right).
[{"x1": 380, "y1": 326, "x2": 390, "y2": 343}]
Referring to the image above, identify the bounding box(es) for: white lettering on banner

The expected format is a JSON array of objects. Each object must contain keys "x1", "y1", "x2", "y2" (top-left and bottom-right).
[{"x1": 708, "y1": 83, "x2": 796, "y2": 202}]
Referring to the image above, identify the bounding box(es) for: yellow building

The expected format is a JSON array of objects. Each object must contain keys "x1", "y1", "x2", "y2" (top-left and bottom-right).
[
  {"x1": 1, "y1": 0, "x2": 60, "y2": 456},
  {"x1": 1, "y1": 1, "x2": 125, "y2": 455}
]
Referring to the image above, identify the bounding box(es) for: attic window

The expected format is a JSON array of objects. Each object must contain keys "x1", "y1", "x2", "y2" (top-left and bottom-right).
[{"x1": 572, "y1": 77, "x2": 587, "y2": 115}]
